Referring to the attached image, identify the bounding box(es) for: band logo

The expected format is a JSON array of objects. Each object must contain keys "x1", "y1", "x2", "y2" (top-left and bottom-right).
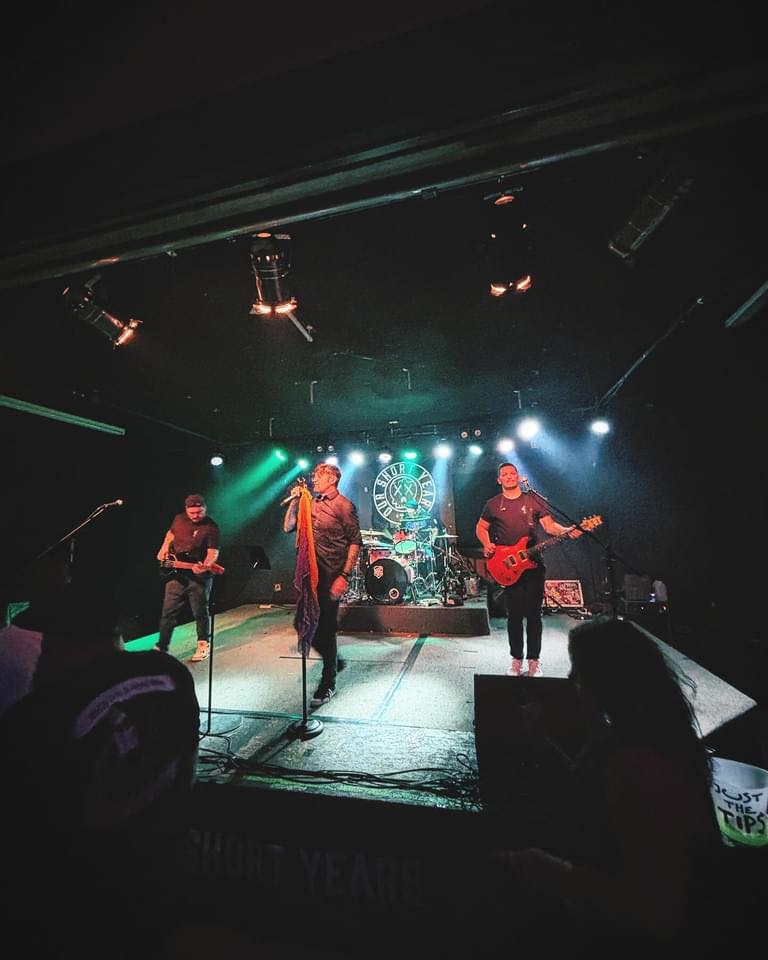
[{"x1": 373, "y1": 462, "x2": 435, "y2": 523}]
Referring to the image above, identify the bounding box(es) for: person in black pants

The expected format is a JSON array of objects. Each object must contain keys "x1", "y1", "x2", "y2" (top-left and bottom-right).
[
  {"x1": 475, "y1": 463, "x2": 579, "y2": 677},
  {"x1": 156, "y1": 493, "x2": 220, "y2": 662},
  {"x1": 283, "y1": 463, "x2": 361, "y2": 706}
]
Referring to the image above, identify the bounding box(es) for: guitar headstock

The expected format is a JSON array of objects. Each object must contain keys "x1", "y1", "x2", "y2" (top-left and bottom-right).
[{"x1": 580, "y1": 515, "x2": 603, "y2": 531}]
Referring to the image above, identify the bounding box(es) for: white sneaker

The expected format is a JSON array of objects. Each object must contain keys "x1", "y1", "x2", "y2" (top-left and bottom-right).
[
  {"x1": 310, "y1": 686, "x2": 335, "y2": 707},
  {"x1": 527, "y1": 659, "x2": 543, "y2": 677},
  {"x1": 506, "y1": 658, "x2": 524, "y2": 676},
  {"x1": 190, "y1": 641, "x2": 210, "y2": 662}
]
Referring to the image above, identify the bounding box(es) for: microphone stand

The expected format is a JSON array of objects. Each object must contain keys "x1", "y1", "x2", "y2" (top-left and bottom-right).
[
  {"x1": 288, "y1": 647, "x2": 323, "y2": 740},
  {"x1": 521, "y1": 480, "x2": 635, "y2": 620},
  {"x1": 198, "y1": 576, "x2": 241, "y2": 740},
  {"x1": 25, "y1": 501, "x2": 121, "y2": 575}
]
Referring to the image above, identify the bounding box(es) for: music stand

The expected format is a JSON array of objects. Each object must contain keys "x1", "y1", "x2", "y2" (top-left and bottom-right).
[{"x1": 248, "y1": 546, "x2": 271, "y2": 570}]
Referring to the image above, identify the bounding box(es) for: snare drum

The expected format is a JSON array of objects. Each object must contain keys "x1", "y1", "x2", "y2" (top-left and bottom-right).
[
  {"x1": 393, "y1": 529, "x2": 418, "y2": 555},
  {"x1": 367, "y1": 546, "x2": 392, "y2": 563}
]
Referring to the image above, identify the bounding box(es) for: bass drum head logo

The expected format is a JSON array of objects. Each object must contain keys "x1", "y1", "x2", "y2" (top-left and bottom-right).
[{"x1": 373, "y1": 461, "x2": 435, "y2": 524}]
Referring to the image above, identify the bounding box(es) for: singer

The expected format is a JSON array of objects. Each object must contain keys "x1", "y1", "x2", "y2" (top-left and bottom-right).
[
  {"x1": 475, "y1": 462, "x2": 580, "y2": 677},
  {"x1": 283, "y1": 463, "x2": 361, "y2": 706},
  {"x1": 155, "y1": 493, "x2": 220, "y2": 662}
]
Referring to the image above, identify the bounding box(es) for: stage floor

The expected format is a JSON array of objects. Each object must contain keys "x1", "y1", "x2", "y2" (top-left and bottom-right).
[{"x1": 127, "y1": 604, "x2": 758, "y2": 812}]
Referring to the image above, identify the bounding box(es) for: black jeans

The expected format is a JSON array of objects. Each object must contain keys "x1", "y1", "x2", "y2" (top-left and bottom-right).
[
  {"x1": 503, "y1": 566, "x2": 546, "y2": 660},
  {"x1": 157, "y1": 576, "x2": 212, "y2": 650},
  {"x1": 313, "y1": 589, "x2": 340, "y2": 690}
]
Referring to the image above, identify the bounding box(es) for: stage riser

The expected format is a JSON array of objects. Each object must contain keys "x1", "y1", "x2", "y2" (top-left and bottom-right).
[{"x1": 338, "y1": 603, "x2": 490, "y2": 636}]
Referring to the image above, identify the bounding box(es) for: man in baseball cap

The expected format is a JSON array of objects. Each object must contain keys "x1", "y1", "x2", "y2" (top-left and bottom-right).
[{"x1": 155, "y1": 493, "x2": 220, "y2": 661}]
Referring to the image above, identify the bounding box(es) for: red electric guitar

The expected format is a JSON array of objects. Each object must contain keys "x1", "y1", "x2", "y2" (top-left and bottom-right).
[{"x1": 485, "y1": 515, "x2": 602, "y2": 587}]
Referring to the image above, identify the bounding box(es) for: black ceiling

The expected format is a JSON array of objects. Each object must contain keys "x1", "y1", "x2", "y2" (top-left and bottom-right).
[{"x1": 1, "y1": 1, "x2": 766, "y2": 448}]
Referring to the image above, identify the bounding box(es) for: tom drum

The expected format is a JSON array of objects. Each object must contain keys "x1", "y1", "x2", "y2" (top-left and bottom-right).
[{"x1": 393, "y1": 529, "x2": 418, "y2": 555}]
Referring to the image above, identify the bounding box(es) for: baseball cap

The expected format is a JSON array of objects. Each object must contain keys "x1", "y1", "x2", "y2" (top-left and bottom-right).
[{"x1": 184, "y1": 494, "x2": 206, "y2": 507}]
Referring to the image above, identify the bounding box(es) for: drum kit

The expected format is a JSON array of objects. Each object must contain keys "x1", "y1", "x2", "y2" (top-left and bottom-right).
[{"x1": 344, "y1": 522, "x2": 471, "y2": 606}]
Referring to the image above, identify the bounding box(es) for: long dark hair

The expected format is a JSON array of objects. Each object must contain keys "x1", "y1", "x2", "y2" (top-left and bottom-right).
[{"x1": 568, "y1": 616, "x2": 711, "y2": 788}]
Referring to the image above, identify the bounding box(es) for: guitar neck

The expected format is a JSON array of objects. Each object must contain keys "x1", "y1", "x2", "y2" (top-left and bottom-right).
[{"x1": 527, "y1": 532, "x2": 569, "y2": 558}]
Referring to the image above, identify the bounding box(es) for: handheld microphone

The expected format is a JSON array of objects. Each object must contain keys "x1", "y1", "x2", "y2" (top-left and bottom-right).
[
  {"x1": 280, "y1": 477, "x2": 307, "y2": 506},
  {"x1": 103, "y1": 499, "x2": 125, "y2": 508}
]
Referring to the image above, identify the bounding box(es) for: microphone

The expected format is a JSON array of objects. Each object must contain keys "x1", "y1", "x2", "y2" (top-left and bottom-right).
[
  {"x1": 281, "y1": 477, "x2": 307, "y2": 506},
  {"x1": 103, "y1": 499, "x2": 125, "y2": 508}
]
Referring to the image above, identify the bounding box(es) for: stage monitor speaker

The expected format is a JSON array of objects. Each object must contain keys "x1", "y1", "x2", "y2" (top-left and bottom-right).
[{"x1": 473, "y1": 674, "x2": 585, "y2": 807}]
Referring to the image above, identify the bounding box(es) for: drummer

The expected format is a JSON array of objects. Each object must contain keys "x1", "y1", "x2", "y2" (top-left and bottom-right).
[{"x1": 400, "y1": 499, "x2": 442, "y2": 544}]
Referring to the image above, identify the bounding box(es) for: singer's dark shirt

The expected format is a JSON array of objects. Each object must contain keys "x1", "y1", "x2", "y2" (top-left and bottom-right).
[
  {"x1": 169, "y1": 514, "x2": 220, "y2": 569},
  {"x1": 480, "y1": 493, "x2": 547, "y2": 547},
  {"x1": 310, "y1": 493, "x2": 362, "y2": 578}
]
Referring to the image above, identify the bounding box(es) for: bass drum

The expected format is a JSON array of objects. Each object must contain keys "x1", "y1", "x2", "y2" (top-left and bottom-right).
[{"x1": 365, "y1": 557, "x2": 410, "y2": 604}]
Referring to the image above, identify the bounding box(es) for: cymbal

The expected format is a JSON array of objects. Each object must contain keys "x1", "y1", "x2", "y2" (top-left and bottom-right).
[
  {"x1": 433, "y1": 533, "x2": 458, "y2": 539},
  {"x1": 360, "y1": 528, "x2": 391, "y2": 539},
  {"x1": 362, "y1": 540, "x2": 392, "y2": 549}
]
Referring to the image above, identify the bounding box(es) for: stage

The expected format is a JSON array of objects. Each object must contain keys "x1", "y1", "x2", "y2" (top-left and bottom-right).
[
  {"x1": 122, "y1": 604, "x2": 760, "y2": 955},
  {"x1": 126, "y1": 601, "x2": 759, "y2": 810}
]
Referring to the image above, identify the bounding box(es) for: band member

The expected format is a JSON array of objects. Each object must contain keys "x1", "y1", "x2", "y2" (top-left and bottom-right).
[
  {"x1": 156, "y1": 493, "x2": 220, "y2": 662},
  {"x1": 283, "y1": 463, "x2": 361, "y2": 706},
  {"x1": 475, "y1": 463, "x2": 579, "y2": 677}
]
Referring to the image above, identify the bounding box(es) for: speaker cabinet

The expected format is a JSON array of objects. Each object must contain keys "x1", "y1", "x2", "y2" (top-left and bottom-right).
[{"x1": 473, "y1": 674, "x2": 584, "y2": 807}]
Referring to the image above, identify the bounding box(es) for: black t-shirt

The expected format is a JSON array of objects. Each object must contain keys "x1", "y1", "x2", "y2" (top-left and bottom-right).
[
  {"x1": 169, "y1": 514, "x2": 220, "y2": 562},
  {"x1": 480, "y1": 492, "x2": 547, "y2": 546}
]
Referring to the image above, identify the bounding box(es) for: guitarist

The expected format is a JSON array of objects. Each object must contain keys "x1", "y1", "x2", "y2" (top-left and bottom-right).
[
  {"x1": 475, "y1": 463, "x2": 579, "y2": 678},
  {"x1": 155, "y1": 493, "x2": 220, "y2": 662}
]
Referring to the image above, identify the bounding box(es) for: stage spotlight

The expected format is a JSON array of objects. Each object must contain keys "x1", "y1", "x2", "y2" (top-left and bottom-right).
[
  {"x1": 468, "y1": 444, "x2": 483, "y2": 455},
  {"x1": 590, "y1": 419, "x2": 611, "y2": 435},
  {"x1": 516, "y1": 417, "x2": 541, "y2": 441},
  {"x1": 62, "y1": 276, "x2": 141, "y2": 347},
  {"x1": 297, "y1": 458, "x2": 310, "y2": 469},
  {"x1": 496, "y1": 437, "x2": 515, "y2": 454},
  {"x1": 210, "y1": 454, "x2": 224, "y2": 466},
  {"x1": 484, "y1": 187, "x2": 535, "y2": 298},
  {"x1": 609, "y1": 159, "x2": 694, "y2": 261},
  {"x1": 249, "y1": 233, "x2": 296, "y2": 317},
  {"x1": 459, "y1": 426, "x2": 484, "y2": 440},
  {"x1": 349, "y1": 450, "x2": 365, "y2": 466},
  {"x1": 274, "y1": 448, "x2": 287, "y2": 461},
  {"x1": 433, "y1": 442, "x2": 453, "y2": 458},
  {"x1": 325, "y1": 455, "x2": 339, "y2": 466},
  {"x1": 402, "y1": 449, "x2": 418, "y2": 460},
  {"x1": 377, "y1": 450, "x2": 392, "y2": 464}
]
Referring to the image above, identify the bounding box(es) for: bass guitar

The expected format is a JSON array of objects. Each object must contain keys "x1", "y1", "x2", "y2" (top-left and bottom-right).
[
  {"x1": 159, "y1": 556, "x2": 225, "y2": 579},
  {"x1": 485, "y1": 515, "x2": 602, "y2": 587}
]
